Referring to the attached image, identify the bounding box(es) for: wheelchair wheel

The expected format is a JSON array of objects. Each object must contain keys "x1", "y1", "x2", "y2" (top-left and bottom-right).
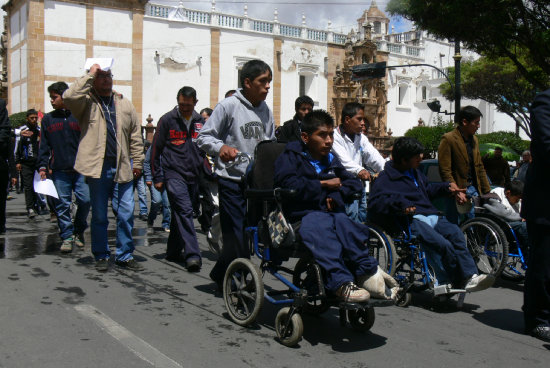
[
  {"x1": 395, "y1": 292, "x2": 412, "y2": 307},
  {"x1": 367, "y1": 224, "x2": 398, "y2": 276},
  {"x1": 461, "y1": 217, "x2": 509, "y2": 277},
  {"x1": 223, "y1": 258, "x2": 264, "y2": 326},
  {"x1": 347, "y1": 307, "x2": 375, "y2": 332},
  {"x1": 275, "y1": 307, "x2": 304, "y2": 347},
  {"x1": 293, "y1": 257, "x2": 331, "y2": 315}
]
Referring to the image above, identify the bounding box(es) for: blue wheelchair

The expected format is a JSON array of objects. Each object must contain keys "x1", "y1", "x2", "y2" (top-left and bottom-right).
[
  {"x1": 367, "y1": 216, "x2": 468, "y2": 308},
  {"x1": 221, "y1": 141, "x2": 393, "y2": 347}
]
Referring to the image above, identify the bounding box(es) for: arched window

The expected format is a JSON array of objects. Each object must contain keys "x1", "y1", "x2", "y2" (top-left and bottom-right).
[
  {"x1": 373, "y1": 22, "x2": 381, "y2": 34},
  {"x1": 362, "y1": 54, "x2": 368, "y2": 64}
]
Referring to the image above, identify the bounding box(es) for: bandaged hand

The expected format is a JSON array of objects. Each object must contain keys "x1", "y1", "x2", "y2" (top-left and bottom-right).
[{"x1": 359, "y1": 266, "x2": 400, "y2": 300}]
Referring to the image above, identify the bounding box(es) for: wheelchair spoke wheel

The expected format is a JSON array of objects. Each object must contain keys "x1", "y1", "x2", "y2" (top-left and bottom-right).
[
  {"x1": 366, "y1": 224, "x2": 397, "y2": 276},
  {"x1": 293, "y1": 257, "x2": 331, "y2": 315},
  {"x1": 275, "y1": 307, "x2": 304, "y2": 347},
  {"x1": 347, "y1": 307, "x2": 375, "y2": 332},
  {"x1": 223, "y1": 258, "x2": 264, "y2": 326},
  {"x1": 461, "y1": 217, "x2": 508, "y2": 277},
  {"x1": 501, "y1": 256, "x2": 527, "y2": 281}
]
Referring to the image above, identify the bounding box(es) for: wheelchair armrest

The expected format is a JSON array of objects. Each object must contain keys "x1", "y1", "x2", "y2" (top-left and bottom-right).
[
  {"x1": 245, "y1": 188, "x2": 276, "y2": 199},
  {"x1": 274, "y1": 188, "x2": 297, "y2": 198}
]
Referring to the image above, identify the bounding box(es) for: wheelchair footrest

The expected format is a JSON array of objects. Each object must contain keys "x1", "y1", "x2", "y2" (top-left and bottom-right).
[{"x1": 433, "y1": 284, "x2": 466, "y2": 296}]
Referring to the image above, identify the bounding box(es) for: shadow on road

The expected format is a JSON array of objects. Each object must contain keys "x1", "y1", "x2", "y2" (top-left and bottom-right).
[{"x1": 471, "y1": 308, "x2": 524, "y2": 334}]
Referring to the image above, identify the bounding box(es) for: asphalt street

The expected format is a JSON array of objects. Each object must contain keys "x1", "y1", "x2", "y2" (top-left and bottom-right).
[{"x1": 0, "y1": 192, "x2": 548, "y2": 368}]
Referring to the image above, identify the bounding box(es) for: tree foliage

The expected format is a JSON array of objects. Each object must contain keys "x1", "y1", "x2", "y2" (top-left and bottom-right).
[
  {"x1": 9, "y1": 112, "x2": 27, "y2": 129},
  {"x1": 386, "y1": 0, "x2": 550, "y2": 90},
  {"x1": 439, "y1": 54, "x2": 540, "y2": 137},
  {"x1": 404, "y1": 121, "x2": 454, "y2": 158},
  {"x1": 476, "y1": 131, "x2": 530, "y2": 155}
]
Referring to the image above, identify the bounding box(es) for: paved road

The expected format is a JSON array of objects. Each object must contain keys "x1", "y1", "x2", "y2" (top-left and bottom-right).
[{"x1": 0, "y1": 193, "x2": 548, "y2": 368}]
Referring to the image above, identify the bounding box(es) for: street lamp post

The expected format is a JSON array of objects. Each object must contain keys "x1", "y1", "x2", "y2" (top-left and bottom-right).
[{"x1": 453, "y1": 41, "x2": 462, "y2": 123}]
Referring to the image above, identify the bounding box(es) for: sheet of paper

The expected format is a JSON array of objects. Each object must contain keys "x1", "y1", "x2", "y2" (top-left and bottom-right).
[
  {"x1": 84, "y1": 58, "x2": 114, "y2": 71},
  {"x1": 33, "y1": 171, "x2": 59, "y2": 199}
]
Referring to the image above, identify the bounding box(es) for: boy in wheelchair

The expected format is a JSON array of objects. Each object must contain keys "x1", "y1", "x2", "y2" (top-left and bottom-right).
[
  {"x1": 273, "y1": 110, "x2": 398, "y2": 303},
  {"x1": 368, "y1": 137, "x2": 494, "y2": 293}
]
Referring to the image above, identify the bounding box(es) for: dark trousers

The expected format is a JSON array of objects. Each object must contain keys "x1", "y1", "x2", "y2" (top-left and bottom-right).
[
  {"x1": 20, "y1": 161, "x2": 37, "y2": 211},
  {"x1": 0, "y1": 169, "x2": 8, "y2": 231},
  {"x1": 210, "y1": 178, "x2": 247, "y2": 283},
  {"x1": 524, "y1": 222, "x2": 550, "y2": 330},
  {"x1": 165, "y1": 177, "x2": 201, "y2": 261},
  {"x1": 411, "y1": 217, "x2": 478, "y2": 284},
  {"x1": 299, "y1": 212, "x2": 378, "y2": 292}
]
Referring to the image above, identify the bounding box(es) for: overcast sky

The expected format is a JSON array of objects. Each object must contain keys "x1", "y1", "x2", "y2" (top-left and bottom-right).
[{"x1": 153, "y1": 0, "x2": 411, "y2": 34}]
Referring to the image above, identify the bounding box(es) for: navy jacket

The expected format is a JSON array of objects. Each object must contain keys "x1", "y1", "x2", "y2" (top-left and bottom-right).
[
  {"x1": 37, "y1": 109, "x2": 80, "y2": 171},
  {"x1": 274, "y1": 140, "x2": 362, "y2": 222},
  {"x1": 522, "y1": 88, "x2": 550, "y2": 225},
  {"x1": 368, "y1": 161, "x2": 450, "y2": 222},
  {"x1": 15, "y1": 124, "x2": 40, "y2": 164},
  {"x1": 151, "y1": 107, "x2": 205, "y2": 184}
]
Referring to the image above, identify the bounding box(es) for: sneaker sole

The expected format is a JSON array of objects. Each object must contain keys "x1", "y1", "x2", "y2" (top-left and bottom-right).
[{"x1": 466, "y1": 275, "x2": 495, "y2": 292}]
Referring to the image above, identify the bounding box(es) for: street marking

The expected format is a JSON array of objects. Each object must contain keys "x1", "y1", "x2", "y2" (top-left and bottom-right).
[{"x1": 74, "y1": 304, "x2": 183, "y2": 368}]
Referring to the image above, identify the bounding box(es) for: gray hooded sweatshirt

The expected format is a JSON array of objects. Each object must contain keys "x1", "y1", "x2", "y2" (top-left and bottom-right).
[{"x1": 197, "y1": 89, "x2": 274, "y2": 181}]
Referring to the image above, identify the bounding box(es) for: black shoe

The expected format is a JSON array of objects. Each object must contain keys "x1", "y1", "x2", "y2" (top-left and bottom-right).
[
  {"x1": 530, "y1": 326, "x2": 550, "y2": 342},
  {"x1": 95, "y1": 258, "x2": 109, "y2": 272},
  {"x1": 165, "y1": 254, "x2": 186, "y2": 263},
  {"x1": 115, "y1": 258, "x2": 144, "y2": 271},
  {"x1": 186, "y1": 258, "x2": 202, "y2": 272},
  {"x1": 139, "y1": 214, "x2": 148, "y2": 221},
  {"x1": 209, "y1": 269, "x2": 223, "y2": 291}
]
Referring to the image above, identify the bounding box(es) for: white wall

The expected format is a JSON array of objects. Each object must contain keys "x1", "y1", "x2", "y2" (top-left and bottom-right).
[
  {"x1": 280, "y1": 39, "x2": 328, "y2": 123},
  {"x1": 94, "y1": 7, "x2": 133, "y2": 44},
  {"x1": 44, "y1": 0, "x2": 86, "y2": 39},
  {"x1": 44, "y1": 41, "x2": 86, "y2": 77},
  {"x1": 142, "y1": 18, "x2": 211, "y2": 124},
  {"x1": 10, "y1": 48, "x2": 20, "y2": 82},
  {"x1": 93, "y1": 46, "x2": 132, "y2": 81}
]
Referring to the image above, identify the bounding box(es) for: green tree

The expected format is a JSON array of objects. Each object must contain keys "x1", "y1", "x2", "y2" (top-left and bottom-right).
[
  {"x1": 476, "y1": 131, "x2": 530, "y2": 155},
  {"x1": 9, "y1": 112, "x2": 27, "y2": 129},
  {"x1": 438, "y1": 54, "x2": 540, "y2": 137},
  {"x1": 404, "y1": 120, "x2": 454, "y2": 158},
  {"x1": 386, "y1": 0, "x2": 550, "y2": 90}
]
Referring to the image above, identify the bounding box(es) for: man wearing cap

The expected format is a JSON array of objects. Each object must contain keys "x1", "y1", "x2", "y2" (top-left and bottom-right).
[{"x1": 63, "y1": 61, "x2": 144, "y2": 272}]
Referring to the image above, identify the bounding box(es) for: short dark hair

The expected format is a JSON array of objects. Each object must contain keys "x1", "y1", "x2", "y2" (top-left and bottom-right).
[
  {"x1": 341, "y1": 102, "x2": 364, "y2": 125},
  {"x1": 295, "y1": 95, "x2": 314, "y2": 111},
  {"x1": 301, "y1": 109, "x2": 334, "y2": 135},
  {"x1": 457, "y1": 105, "x2": 483, "y2": 125},
  {"x1": 200, "y1": 107, "x2": 213, "y2": 117},
  {"x1": 26, "y1": 109, "x2": 38, "y2": 117},
  {"x1": 505, "y1": 180, "x2": 524, "y2": 196},
  {"x1": 494, "y1": 147, "x2": 503, "y2": 152},
  {"x1": 176, "y1": 86, "x2": 197, "y2": 100},
  {"x1": 240, "y1": 60, "x2": 272, "y2": 89},
  {"x1": 225, "y1": 89, "x2": 236, "y2": 98},
  {"x1": 392, "y1": 137, "x2": 425, "y2": 163},
  {"x1": 47, "y1": 81, "x2": 69, "y2": 96}
]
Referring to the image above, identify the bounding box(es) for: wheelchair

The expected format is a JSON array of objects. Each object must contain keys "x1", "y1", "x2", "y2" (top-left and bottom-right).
[
  {"x1": 221, "y1": 141, "x2": 393, "y2": 347},
  {"x1": 367, "y1": 215, "x2": 468, "y2": 308},
  {"x1": 460, "y1": 208, "x2": 527, "y2": 281}
]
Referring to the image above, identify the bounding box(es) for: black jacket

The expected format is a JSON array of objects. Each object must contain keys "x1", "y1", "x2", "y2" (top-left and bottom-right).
[
  {"x1": 15, "y1": 124, "x2": 40, "y2": 165},
  {"x1": 151, "y1": 107, "x2": 205, "y2": 184},
  {"x1": 273, "y1": 140, "x2": 362, "y2": 222},
  {"x1": 276, "y1": 115, "x2": 302, "y2": 143},
  {"x1": 37, "y1": 109, "x2": 81, "y2": 171},
  {"x1": 0, "y1": 99, "x2": 15, "y2": 176},
  {"x1": 522, "y1": 88, "x2": 550, "y2": 225}
]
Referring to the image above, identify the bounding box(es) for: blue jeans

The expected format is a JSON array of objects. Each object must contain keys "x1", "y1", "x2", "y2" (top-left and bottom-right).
[
  {"x1": 135, "y1": 176, "x2": 148, "y2": 215},
  {"x1": 345, "y1": 190, "x2": 367, "y2": 223},
  {"x1": 148, "y1": 184, "x2": 171, "y2": 228},
  {"x1": 51, "y1": 171, "x2": 90, "y2": 240},
  {"x1": 87, "y1": 163, "x2": 135, "y2": 262}
]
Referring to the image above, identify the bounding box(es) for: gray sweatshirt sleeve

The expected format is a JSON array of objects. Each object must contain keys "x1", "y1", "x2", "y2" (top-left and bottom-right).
[{"x1": 197, "y1": 104, "x2": 227, "y2": 156}]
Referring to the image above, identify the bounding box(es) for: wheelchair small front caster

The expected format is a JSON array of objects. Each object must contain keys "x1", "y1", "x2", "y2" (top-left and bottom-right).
[
  {"x1": 396, "y1": 292, "x2": 412, "y2": 307},
  {"x1": 347, "y1": 307, "x2": 375, "y2": 332},
  {"x1": 275, "y1": 307, "x2": 304, "y2": 347}
]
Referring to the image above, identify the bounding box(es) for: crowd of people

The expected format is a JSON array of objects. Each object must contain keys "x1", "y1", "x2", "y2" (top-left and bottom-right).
[{"x1": 0, "y1": 57, "x2": 548, "y2": 343}]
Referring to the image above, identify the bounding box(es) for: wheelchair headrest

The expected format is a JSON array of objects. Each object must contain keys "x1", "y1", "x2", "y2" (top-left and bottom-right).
[{"x1": 249, "y1": 140, "x2": 287, "y2": 190}]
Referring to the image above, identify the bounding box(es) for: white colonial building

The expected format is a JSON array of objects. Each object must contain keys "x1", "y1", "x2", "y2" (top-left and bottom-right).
[{"x1": 1, "y1": 0, "x2": 515, "y2": 137}]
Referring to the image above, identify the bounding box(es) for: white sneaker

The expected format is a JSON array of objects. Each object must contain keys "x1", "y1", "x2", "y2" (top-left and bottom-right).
[
  {"x1": 464, "y1": 274, "x2": 495, "y2": 292},
  {"x1": 335, "y1": 282, "x2": 370, "y2": 303},
  {"x1": 60, "y1": 237, "x2": 74, "y2": 253}
]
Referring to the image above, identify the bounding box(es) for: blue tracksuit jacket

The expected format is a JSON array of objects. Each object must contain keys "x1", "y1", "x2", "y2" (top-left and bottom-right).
[{"x1": 37, "y1": 109, "x2": 80, "y2": 171}]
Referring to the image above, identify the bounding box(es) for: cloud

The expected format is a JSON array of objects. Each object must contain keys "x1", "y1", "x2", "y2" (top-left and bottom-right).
[{"x1": 153, "y1": 0, "x2": 411, "y2": 34}]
